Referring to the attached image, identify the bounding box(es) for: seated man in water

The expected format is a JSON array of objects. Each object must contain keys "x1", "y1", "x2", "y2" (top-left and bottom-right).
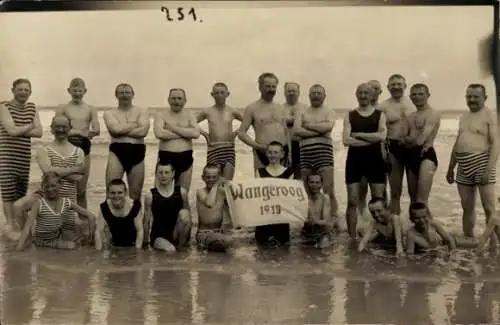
[
  {"x1": 17, "y1": 172, "x2": 96, "y2": 251},
  {"x1": 255, "y1": 141, "x2": 293, "y2": 247},
  {"x1": 143, "y1": 162, "x2": 192, "y2": 252},
  {"x1": 94, "y1": 179, "x2": 144, "y2": 250},
  {"x1": 55, "y1": 77, "x2": 100, "y2": 209},
  {"x1": 196, "y1": 82, "x2": 243, "y2": 181},
  {"x1": 196, "y1": 164, "x2": 233, "y2": 252},
  {"x1": 406, "y1": 202, "x2": 479, "y2": 254},
  {"x1": 357, "y1": 197, "x2": 405, "y2": 256},
  {"x1": 301, "y1": 172, "x2": 333, "y2": 248}
]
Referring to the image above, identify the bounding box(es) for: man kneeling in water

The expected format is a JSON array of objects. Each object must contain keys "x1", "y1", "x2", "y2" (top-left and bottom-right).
[
  {"x1": 301, "y1": 172, "x2": 333, "y2": 248},
  {"x1": 17, "y1": 172, "x2": 96, "y2": 251},
  {"x1": 406, "y1": 202, "x2": 479, "y2": 254},
  {"x1": 144, "y1": 162, "x2": 192, "y2": 252},
  {"x1": 95, "y1": 179, "x2": 144, "y2": 250},
  {"x1": 196, "y1": 164, "x2": 233, "y2": 252},
  {"x1": 357, "y1": 197, "x2": 405, "y2": 256}
]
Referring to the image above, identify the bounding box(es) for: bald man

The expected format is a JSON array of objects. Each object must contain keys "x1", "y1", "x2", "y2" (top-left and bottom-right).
[
  {"x1": 293, "y1": 84, "x2": 338, "y2": 223},
  {"x1": 343, "y1": 83, "x2": 387, "y2": 239},
  {"x1": 55, "y1": 78, "x2": 100, "y2": 209},
  {"x1": 103, "y1": 83, "x2": 150, "y2": 200},
  {"x1": 283, "y1": 82, "x2": 307, "y2": 179}
]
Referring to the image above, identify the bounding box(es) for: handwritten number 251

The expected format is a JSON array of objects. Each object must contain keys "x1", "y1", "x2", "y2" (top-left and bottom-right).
[{"x1": 161, "y1": 7, "x2": 199, "y2": 22}]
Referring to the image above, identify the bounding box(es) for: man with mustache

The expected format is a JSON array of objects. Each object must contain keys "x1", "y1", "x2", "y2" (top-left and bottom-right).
[
  {"x1": 446, "y1": 84, "x2": 498, "y2": 242},
  {"x1": 343, "y1": 83, "x2": 387, "y2": 240},
  {"x1": 378, "y1": 74, "x2": 415, "y2": 216},
  {"x1": 55, "y1": 78, "x2": 100, "y2": 210},
  {"x1": 0, "y1": 78, "x2": 43, "y2": 233},
  {"x1": 404, "y1": 83, "x2": 440, "y2": 206},
  {"x1": 283, "y1": 82, "x2": 307, "y2": 179},
  {"x1": 293, "y1": 84, "x2": 338, "y2": 224},
  {"x1": 238, "y1": 73, "x2": 290, "y2": 177},
  {"x1": 103, "y1": 83, "x2": 150, "y2": 201},
  {"x1": 154, "y1": 88, "x2": 200, "y2": 192}
]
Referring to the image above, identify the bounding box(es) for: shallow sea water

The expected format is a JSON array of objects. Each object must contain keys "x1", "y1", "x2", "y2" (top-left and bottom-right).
[{"x1": 2, "y1": 111, "x2": 500, "y2": 324}]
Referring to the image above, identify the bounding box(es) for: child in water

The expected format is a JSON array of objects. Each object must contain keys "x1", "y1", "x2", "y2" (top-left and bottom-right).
[{"x1": 406, "y1": 202, "x2": 478, "y2": 254}]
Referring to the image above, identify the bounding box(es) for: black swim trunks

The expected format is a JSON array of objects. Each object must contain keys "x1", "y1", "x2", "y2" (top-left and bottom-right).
[
  {"x1": 68, "y1": 135, "x2": 92, "y2": 156},
  {"x1": 109, "y1": 143, "x2": 146, "y2": 174},
  {"x1": 290, "y1": 140, "x2": 301, "y2": 174},
  {"x1": 158, "y1": 150, "x2": 194, "y2": 181},
  {"x1": 406, "y1": 146, "x2": 438, "y2": 176},
  {"x1": 387, "y1": 139, "x2": 407, "y2": 166}
]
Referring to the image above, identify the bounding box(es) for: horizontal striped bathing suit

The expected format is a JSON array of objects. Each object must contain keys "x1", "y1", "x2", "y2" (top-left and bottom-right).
[
  {"x1": 46, "y1": 146, "x2": 82, "y2": 203},
  {"x1": 0, "y1": 101, "x2": 36, "y2": 201},
  {"x1": 33, "y1": 197, "x2": 78, "y2": 247},
  {"x1": 455, "y1": 151, "x2": 496, "y2": 186},
  {"x1": 206, "y1": 142, "x2": 236, "y2": 168},
  {"x1": 299, "y1": 139, "x2": 334, "y2": 171}
]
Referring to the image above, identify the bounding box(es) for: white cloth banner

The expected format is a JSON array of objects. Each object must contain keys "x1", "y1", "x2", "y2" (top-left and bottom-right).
[{"x1": 224, "y1": 178, "x2": 308, "y2": 228}]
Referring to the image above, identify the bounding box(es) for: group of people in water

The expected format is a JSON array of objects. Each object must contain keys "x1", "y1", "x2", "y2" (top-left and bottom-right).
[{"x1": 1, "y1": 72, "x2": 499, "y2": 256}]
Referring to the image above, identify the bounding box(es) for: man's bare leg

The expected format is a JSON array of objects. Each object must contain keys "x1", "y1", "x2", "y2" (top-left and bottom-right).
[
  {"x1": 2, "y1": 201, "x2": 15, "y2": 229},
  {"x1": 346, "y1": 184, "x2": 360, "y2": 239},
  {"x1": 127, "y1": 162, "x2": 145, "y2": 201},
  {"x1": 222, "y1": 162, "x2": 235, "y2": 181},
  {"x1": 388, "y1": 154, "x2": 405, "y2": 215},
  {"x1": 457, "y1": 184, "x2": 477, "y2": 237},
  {"x1": 369, "y1": 183, "x2": 386, "y2": 201},
  {"x1": 177, "y1": 166, "x2": 193, "y2": 193},
  {"x1": 105, "y1": 152, "x2": 125, "y2": 192},
  {"x1": 478, "y1": 184, "x2": 498, "y2": 247},
  {"x1": 173, "y1": 209, "x2": 193, "y2": 248},
  {"x1": 406, "y1": 170, "x2": 418, "y2": 204},
  {"x1": 320, "y1": 166, "x2": 339, "y2": 223},
  {"x1": 416, "y1": 160, "x2": 437, "y2": 205},
  {"x1": 77, "y1": 155, "x2": 91, "y2": 209},
  {"x1": 358, "y1": 178, "x2": 368, "y2": 215}
]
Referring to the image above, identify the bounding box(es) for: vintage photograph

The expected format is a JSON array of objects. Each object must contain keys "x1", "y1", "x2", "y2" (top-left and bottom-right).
[{"x1": 0, "y1": 3, "x2": 498, "y2": 324}]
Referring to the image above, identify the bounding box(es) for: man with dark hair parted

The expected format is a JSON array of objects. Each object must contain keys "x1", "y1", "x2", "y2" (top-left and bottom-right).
[
  {"x1": 238, "y1": 72, "x2": 290, "y2": 177},
  {"x1": 103, "y1": 83, "x2": 150, "y2": 201},
  {"x1": 155, "y1": 88, "x2": 200, "y2": 192}
]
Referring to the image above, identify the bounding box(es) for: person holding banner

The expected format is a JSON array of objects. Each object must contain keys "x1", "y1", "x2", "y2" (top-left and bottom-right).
[
  {"x1": 301, "y1": 173, "x2": 333, "y2": 248},
  {"x1": 255, "y1": 141, "x2": 294, "y2": 247},
  {"x1": 196, "y1": 164, "x2": 233, "y2": 252}
]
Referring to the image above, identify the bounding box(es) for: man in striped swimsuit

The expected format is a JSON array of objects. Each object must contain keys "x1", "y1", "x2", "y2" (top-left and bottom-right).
[
  {"x1": 0, "y1": 78, "x2": 43, "y2": 232},
  {"x1": 238, "y1": 73, "x2": 290, "y2": 177},
  {"x1": 283, "y1": 82, "x2": 307, "y2": 180},
  {"x1": 446, "y1": 84, "x2": 498, "y2": 241},
  {"x1": 196, "y1": 82, "x2": 243, "y2": 181},
  {"x1": 55, "y1": 77, "x2": 100, "y2": 210},
  {"x1": 293, "y1": 84, "x2": 339, "y2": 225}
]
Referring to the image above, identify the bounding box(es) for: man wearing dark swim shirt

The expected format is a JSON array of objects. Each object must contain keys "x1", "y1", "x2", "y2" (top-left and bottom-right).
[
  {"x1": 95, "y1": 179, "x2": 144, "y2": 250},
  {"x1": 238, "y1": 73, "x2": 290, "y2": 177},
  {"x1": 103, "y1": 83, "x2": 150, "y2": 201}
]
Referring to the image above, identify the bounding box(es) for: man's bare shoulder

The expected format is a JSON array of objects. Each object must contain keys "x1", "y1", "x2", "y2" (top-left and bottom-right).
[{"x1": 245, "y1": 99, "x2": 262, "y2": 111}]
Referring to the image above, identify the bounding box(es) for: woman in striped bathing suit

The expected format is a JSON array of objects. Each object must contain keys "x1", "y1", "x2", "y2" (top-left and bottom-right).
[
  {"x1": 0, "y1": 78, "x2": 43, "y2": 231},
  {"x1": 17, "y1": 172, "x2": 96, "y2": 250}
]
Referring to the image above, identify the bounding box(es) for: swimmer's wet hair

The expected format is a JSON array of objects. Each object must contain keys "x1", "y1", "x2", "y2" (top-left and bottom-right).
[
  {"x1": 107, "y1": 178, "x2": 127, "y2": 191},
  {"x1": 467, "y1": 83, "x2": 487, "y2": 95},
  {"x1": 388, "y1": 74, "x2": 406, "y2": 83},
  {"x1": 212, "y1": 82, "x2": 228, "y2": 90},
  {"x1": 258, "y1": 72, "x2": 279, "y2": 86},
  {"x1": 169, "y1": 88, "x2": 186, "y2": 98},
  {"x1": 12, "y1": 78, "x2": 31, "y2": 90},
  {"x1": 115, "y1": 83, "x2": 134, "y2": 96},
  {"x1": 41, "y1": 171, "x2": 60, "y2": 185},
  {"x1": 410, "y1": 83, "x2": 430, "y2": 94}
]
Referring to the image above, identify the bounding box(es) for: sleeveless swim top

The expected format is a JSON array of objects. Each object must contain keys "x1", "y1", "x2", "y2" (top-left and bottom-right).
[
  {"x1": 35, "y1": 197, "x2": 75, "y2": 242},
  {"x1": 46, "y1": 146, "x2": 80, "y2": 203},
  {"x1": 0, "y1": 101, "x2": 36, "y2": 163},
  {"x1": 100, "y1": 200, "x2": 141, "y2": 247},
  {"x1": 150, "y1": 186, "x2": 184, "y2": 242},
  {"x1": 348, "y1": 109, "x2": 383, "y2": 157}
]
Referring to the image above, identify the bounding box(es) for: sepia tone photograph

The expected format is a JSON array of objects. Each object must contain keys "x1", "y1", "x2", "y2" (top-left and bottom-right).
[{"x1": 0, "y1": 2, "x2": 499, "y2": 324}]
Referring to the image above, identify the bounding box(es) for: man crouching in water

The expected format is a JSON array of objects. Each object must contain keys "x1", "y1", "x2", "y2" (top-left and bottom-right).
[
  {"x1": 196, "y1": 164, "x2": 233, "y2": 252},
  {"x1": 143, "y1": 162, "x2": 192, "y2": 252},
  {"x1": 406, "y1": 202, "x2": 480, "y2": 254},
  {"x1": 301, "y1": 173, "x2": 333, "y2": 248},
  {"x1": 357, "y1": 197, "x2": 405, "y2": 256}
]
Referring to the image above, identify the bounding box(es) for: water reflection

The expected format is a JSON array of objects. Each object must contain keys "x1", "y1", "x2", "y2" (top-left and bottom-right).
[
  {"x1": 2, "y1": 258, "x2": 35, "y2": 325},
  {"x1": 452, "y1": 281, "x2": 500, "y2": 324}
]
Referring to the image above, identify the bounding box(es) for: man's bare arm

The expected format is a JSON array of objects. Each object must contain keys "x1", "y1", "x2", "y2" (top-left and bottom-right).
[
  {"x1": 17, "y1": 201, "x2": 38, "y2": 251},
  {"x1": 486, "y1": 114, "x2": 499, "y2": 173},
  {"x1": 25, "y1": 109, "x2": 43, "y2": 138},
  {"x1": 293, "y1": 109, "x2": 321, "y2": 138},
  {"x1": 303, "y1": 109, "x2": 336, "y2": 134},
  {"x1": 153, "y1": 112, "x2": 182, "y2": 140},
  {"x1": 128, "y1": 109, "x2": 151, "y2": 138},
  {"x1": 36, "y1": 147, "x2": 83, "y2": 177},
  {"x1": 134, "y1": 206, "x2": 145, "y2": 249},
  {"x1": 89, "y1": 107, "x2": 101, "y2": 138},
  {"x1": 237, "y1": 106, "x2": 261, "y2": 149},
  {"x1": 143, "y1": 194, "x2": 153, "y2": 243},
  {"x1": 358, "y1": 222, "x2": 378, "y2": 252},
  {"x1": 416, "y1": 111, "x2": 441, "y2": 146},
  {"x1": 431, "y1": 220, "x2": 456, "y2": 250},
  {"x1": 0, "y1": 103, "x2": 34, "y2": 136},
  {"x1": 164, "y1": 113, "x2": 200, "y2": 139},
  {"x1": 181, "y1": 188, "x2": 191, "y2": 211},
  {"x1": 103, "y1": 111, "x2": 137, "y2": 136},
  {"x1": 342, "y1": 114, "x2": 371, "y2": 147}
]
